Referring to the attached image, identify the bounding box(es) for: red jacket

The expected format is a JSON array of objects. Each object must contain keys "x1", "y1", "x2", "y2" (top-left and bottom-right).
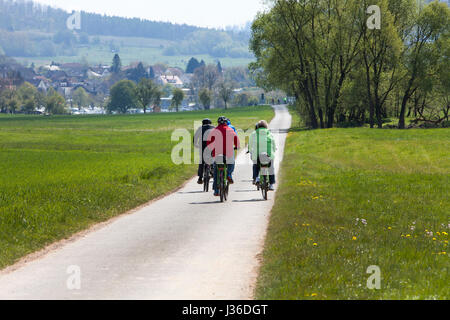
[{"x1": 207, "y1": 124, "x2": 240, "y2": 159}]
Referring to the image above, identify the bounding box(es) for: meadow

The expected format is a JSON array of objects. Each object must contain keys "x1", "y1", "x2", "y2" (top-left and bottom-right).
[
  {"x1": 14, "y1": 34, "x2": 254, "y2": 69},
  {"x1": 0, "y1": 106, "x2": 274, "y2": 269},
  {"x1": 256, "y1": 113, "x2": 450, "y2": 299}
]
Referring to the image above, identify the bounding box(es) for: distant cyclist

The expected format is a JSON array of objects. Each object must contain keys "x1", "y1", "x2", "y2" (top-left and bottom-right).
[
  {"x1": 226, "y1": 118, "x2": 237, "y2": 133},
  {"x1": 207, "y1": 116, "x2": 240, "y2": 197},
  {"x1": 249, "y1": 120, "x2": 277, "y2": 191},
  {"x1": 194, "y1": 118, "x2": 215, "y2": 185}
]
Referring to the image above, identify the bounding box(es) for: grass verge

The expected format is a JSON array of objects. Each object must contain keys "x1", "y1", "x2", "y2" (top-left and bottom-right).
[{"x1": 256, "y1": 112, "x2": 449, "y2": 299}]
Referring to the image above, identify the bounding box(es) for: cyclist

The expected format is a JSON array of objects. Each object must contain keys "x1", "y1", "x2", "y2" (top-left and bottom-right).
[
  {"x1": 249, "y1": 120, "x2": 277, "y2": 191},
  {"x1": 207, "y1": 116, "x2": 240, "y2": 197},
  {"x1": 226, "y1": 118, "x2": 237, "y2": 133},
  {"x1": 194, "y1": 118, "x2": 215, "y2": 185}
]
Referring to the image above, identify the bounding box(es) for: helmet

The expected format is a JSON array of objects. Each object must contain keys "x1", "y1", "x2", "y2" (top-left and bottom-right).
[
  {"x1": 257, "y1": 120, "x2": 269, "y2": 129},
  {"x1": 202, "y1": 118, "x2": 212, "y2": 125},
  {"x1": 218, "y1": 116, "x2": 228, "y2": 125}
]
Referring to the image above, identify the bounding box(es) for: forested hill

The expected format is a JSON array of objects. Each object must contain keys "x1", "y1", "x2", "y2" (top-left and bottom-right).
[{"x1": 0, "y1": 0, "x2": 252, "y2": 59}]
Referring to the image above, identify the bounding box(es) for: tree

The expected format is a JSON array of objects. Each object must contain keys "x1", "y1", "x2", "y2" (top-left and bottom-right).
[
  {"x1": 72, "y1": 87, "x2": 90, "y2": 110},
  {"x1": 127, "y1": 62, "x2": 148, "y2": 82},
  {"x1": 199, "y1": 88, "x2": 212, "y2": 110},
  {"x1": 0, "y1": 88, "x2": 19, "y2": 114},
  {"x1": 171, "y1": 87, "x2": 185, "y2": 112},
  {"x1": 45, "y1": 89, "x2": 67, "y2": 115},
  {"x1": 186, "y1": 57, "x2": 201, "y2": 74},
  {"x1": 398, "y1": 1, "x2": 449, "y2": 129},
  {"x1": 233, "y1": 92, "x2": 250, "y2": 107},
  {"x1": 111, "y1": 54, "x2": 122, "y2": 74},
  {"x1": 149, "y1": 66, "x2": 156, "y2": 79},
  {"x1": 193, "y1": 64, "x2": 220, "y2": 91},
  {"x1": 250, "y1": 0, "x2": 364, "y2": 129},
  {"x1": 217, "y1": 81, "x2": 234, "y2": 110},
  {"x1": 107, "y1": 80, "x2": 137, "y2": 114},
  {"x1": 136, "y1": 78, "x2": 157, "y2": 113},
  {"x1": 17, "y1": 81, "x2": 38, "y2": 113},
  {"x1": 217, "y1": 61, "x2": 223, "y2": 74},
  {"x1": 153, "y1": 88, "x2": 162, "y2": 112},
  {"x1": 359, "y1": 0, "x2": 410, "y2": 128}
]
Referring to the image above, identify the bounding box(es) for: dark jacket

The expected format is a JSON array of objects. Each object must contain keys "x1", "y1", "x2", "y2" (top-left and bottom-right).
[{"x1": 194, "y1": 124, "x2": 215, "y2": 151}]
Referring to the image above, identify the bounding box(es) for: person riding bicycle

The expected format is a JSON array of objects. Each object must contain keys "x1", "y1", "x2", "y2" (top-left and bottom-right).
[
  {"x1": 207, "y1": 116, "x2": 240, "y2": 197},
  {"x1": 194, "y1": 118, "x2": 215, "y2": 185},
  {"x1": 249, "y1": 120, "x2": 277, "y2": 191},
  {"x1": 226, "y1": 118, "x2": 237, "y2": 133}
]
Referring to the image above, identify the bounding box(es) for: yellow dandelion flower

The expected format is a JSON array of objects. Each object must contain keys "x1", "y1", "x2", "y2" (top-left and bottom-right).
[
  {"x1": 432, "y1": 238, "x2": 437, "y2": 241},
  {"x1": 406, "y1": 234, "x2": 411, "y2": 238},
  {"x1": 388, "y1": 227, "x2": 392, "y2": 230},
  {"x1": 352, "y1": 236, "x2": 357, "y2": 241},
  {"x1": 311, "y1": 293, "x2": 318, "y2": 297},
  {"x1": 443, "y1": 232, "x2": 448, "y2": 236}
]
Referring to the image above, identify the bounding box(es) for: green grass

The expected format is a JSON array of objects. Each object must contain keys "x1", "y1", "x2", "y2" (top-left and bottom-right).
[
  {"x1": 14, "y1": 34, "x2": 254, "y2": 68},
  {"x1": 256, "y1": 112, "x2": 450, "y2": 300},
  {"x1": 0, "y1": 106, "x2": 274, "y2": 269}
]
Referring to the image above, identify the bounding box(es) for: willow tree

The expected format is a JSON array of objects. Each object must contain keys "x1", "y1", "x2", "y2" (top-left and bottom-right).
[{"x1": 250, "y1": 0, "x2": 364, "y2": 129}]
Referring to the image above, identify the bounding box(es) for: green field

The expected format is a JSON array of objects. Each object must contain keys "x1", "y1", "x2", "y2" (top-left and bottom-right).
[
  {"x1": 256, "y1": 113, "x2": 450, "y2": 299},
  {"x1": 0, "y1": 106, "x2": 274, "y2": 269},
  {"x1": 13, "y1": 34, "x2": 254, "y2": 69}
]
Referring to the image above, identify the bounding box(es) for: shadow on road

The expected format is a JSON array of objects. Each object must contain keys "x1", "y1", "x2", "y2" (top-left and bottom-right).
[
  {"x1": 178, "y1": 191, "x2": 205, "y2": 195},
  {"x1": 234, "y1": 190, "x2": 258, "y2": 193},
  {"x1": 232, "y1": 199, "x2": 266, "y2": 203},
  {"x1": 189, "y1": 201, "x2": 222, "y2": 205}
]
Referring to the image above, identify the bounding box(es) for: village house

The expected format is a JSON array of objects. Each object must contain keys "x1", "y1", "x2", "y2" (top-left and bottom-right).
[{"x1": 156, "y1": 75, "x2": 184, "y2": 89}]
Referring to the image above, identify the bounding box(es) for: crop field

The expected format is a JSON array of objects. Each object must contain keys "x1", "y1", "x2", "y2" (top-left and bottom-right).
[
  {"x1": 256, "y1": 113, "x2": 450, "y2": 299},
  {"x1": 0, "y1": 106, "x2": 274, "y2": 269}
]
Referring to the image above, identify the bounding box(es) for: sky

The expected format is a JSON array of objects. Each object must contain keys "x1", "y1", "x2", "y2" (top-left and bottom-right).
[{"x1": 32, "y1": 0, "x2": 268, "y2": 29}]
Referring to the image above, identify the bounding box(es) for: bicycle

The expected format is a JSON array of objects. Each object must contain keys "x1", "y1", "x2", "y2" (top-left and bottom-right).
[
  {"x1": 216, "y1": 155, "x2": 229, "y2": 203},
  {"x1": 256, "y1": 153, "x2": 272, "y2": 201},
  {"x1": 203, "y1": 164, "x2": 213, "y2": 192},
  {"x1": 259, "y1": 164, "x2": 271, "y2": 201}
]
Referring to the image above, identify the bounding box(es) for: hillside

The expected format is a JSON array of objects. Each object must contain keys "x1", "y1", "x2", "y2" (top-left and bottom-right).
[{"x1": 0, "y1": 0, "x2": 254, "y2": 67}]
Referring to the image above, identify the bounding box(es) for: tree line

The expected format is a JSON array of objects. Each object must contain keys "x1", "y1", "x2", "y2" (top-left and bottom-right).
[
  {"x1": 0, "y1": 82, "x2": 67, "y2": 115},
  {"x1": 0, "y1": 0, "x2": 252, "y2": 59},
  {"x1": 250, "y1": 0, "x2": 449, "y2": 129}
]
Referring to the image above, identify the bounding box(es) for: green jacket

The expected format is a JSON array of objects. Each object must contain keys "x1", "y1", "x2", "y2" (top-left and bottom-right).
[{"x1": 249, "y1": 128, "x2": 277, "y2": 162}]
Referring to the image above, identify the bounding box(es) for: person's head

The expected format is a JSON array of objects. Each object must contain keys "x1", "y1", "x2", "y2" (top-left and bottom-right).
[
  {"x1": 218, "y1": 116, "x2": 228, "y2": 125},
  {"x1": 226, "y1": 118, "x2": 232, "y2": 126},
  {"x1": 202, "y1": 118, "x2": 212, "y2": 126},
  {"x1": 257, "y1": 120, "x2": 269, "y2": 129}
]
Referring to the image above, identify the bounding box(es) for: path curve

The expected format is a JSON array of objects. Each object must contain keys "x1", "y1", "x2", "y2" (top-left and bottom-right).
[{"x1": 0, "y1": 105, "x2": 292, "y2": 300}]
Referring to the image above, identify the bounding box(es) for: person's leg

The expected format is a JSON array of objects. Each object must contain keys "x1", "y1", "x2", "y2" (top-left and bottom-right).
[
  {"x1": 212, "y1": 163, "x2": 219, "y2": 194},
  {"x1": 269, "y1": 175, "x2": 276, "y2": 185},
  {"x1": 198, "y1": 163, "x2": 204, "y2": 183},
  {"x1": 227, "y1": 163, "x2": 235, "y2": 183},
  {"x1": 253, "y1": 164, "x2": 259, "y2": 181},
  {"x1": 269, "y1": 161, "x2": 276, "y2": 189}
]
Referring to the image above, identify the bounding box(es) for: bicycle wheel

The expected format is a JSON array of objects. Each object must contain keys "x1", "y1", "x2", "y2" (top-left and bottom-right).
[
  {"x1": 203, "y1": 165, "x2": 210, "y2": 192},
  {"x1": 224, "y1": 180, "x2": 229, "y2": 201},
  {"x1": 219, "y1": 170, "x2": 225, "y2": 203},
  {"x1": 261, "y1": 176, "x2": 268, "y2": 200}
]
